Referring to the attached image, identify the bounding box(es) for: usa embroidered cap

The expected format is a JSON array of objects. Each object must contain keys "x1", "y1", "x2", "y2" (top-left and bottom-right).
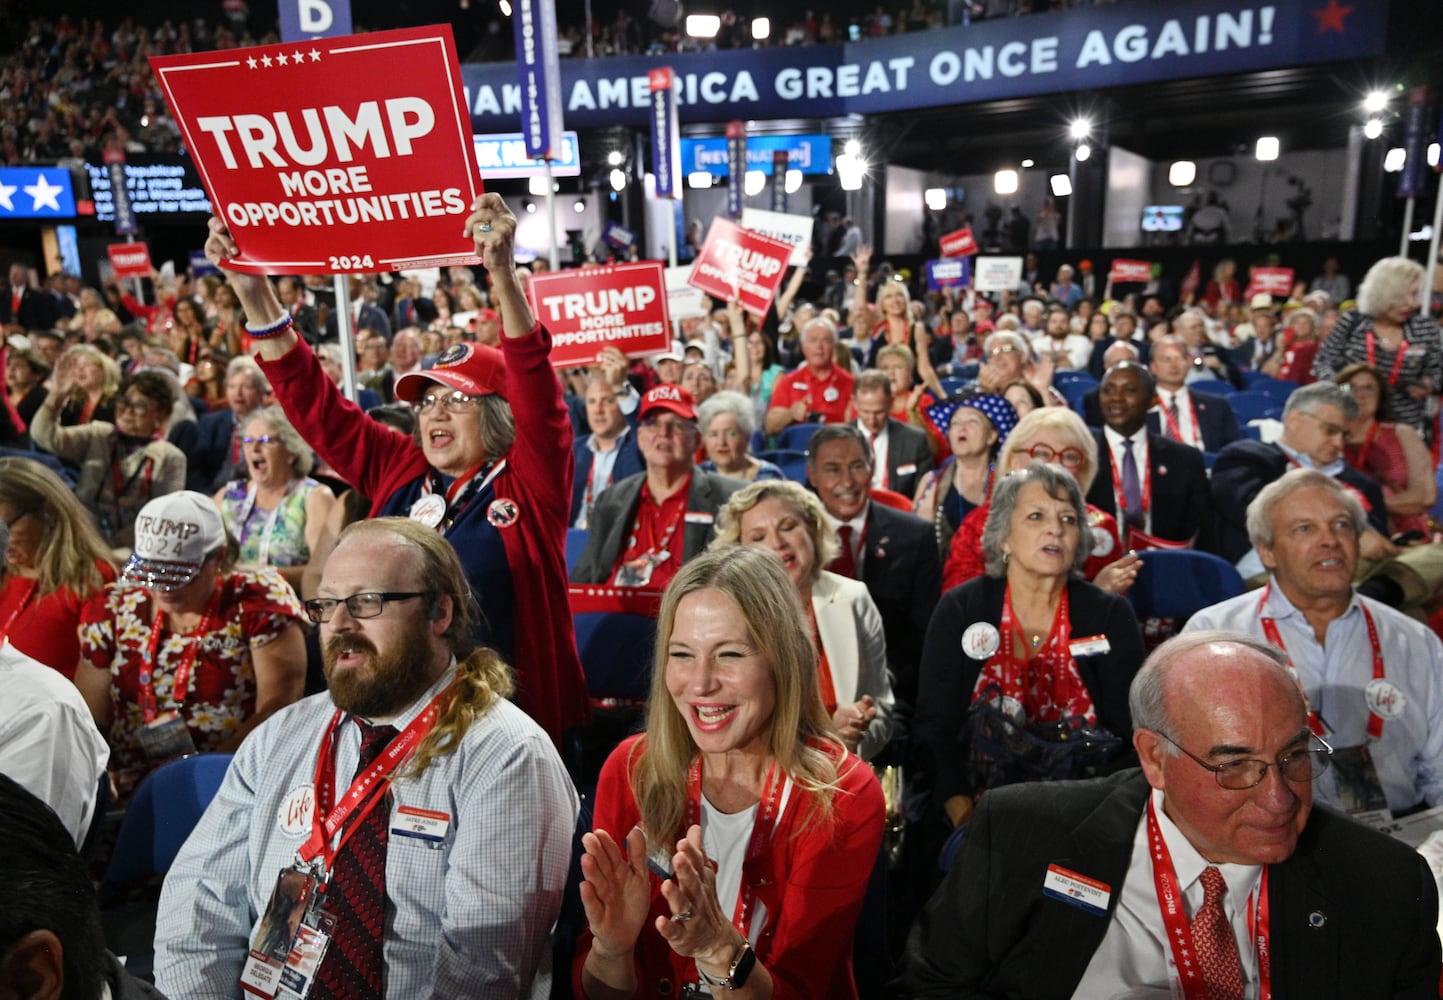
[
  {"x1": 120, "y1": 491, "x2": 227, "y2": 591},
  {"x1": 640, "y1": 383, "x2": 697, "y2": 422},
  {"x1": 394, "y1": 342, "x2": 509, "y2": 403}
]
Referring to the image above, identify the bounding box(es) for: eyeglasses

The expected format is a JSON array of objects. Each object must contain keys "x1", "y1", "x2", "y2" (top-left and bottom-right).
[
  {"x1": 413, "y1": 391, "x2": 481, "y2": 415},
  {"x1": 1295, "y1": 409, "x2": 1346, "y2": 438},
  {"x1": 640, "y1": 415, "x2": 696, "y2": 437},
  {"x1": 303, "y1": 590, "x2": 433, "y2": 624},
  {"x1": 115, "y1": 398, "x2": 157, "y2": 415},
  {"x1": 1025, "y1": 442, "x2": 1087, "y2": 471},
  {"x1": 988, "y1": 345, "x2": 1020, "y2": 357},
  {"x1": 241, "y1": 434, "x2": 279, "y2": 445},
  {"x1": 1155, "y1": 730, "x2": 1332, "y2": 790}
]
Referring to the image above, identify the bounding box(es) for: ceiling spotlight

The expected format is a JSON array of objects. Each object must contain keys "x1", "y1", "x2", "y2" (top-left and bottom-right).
[
  {"x1": 498, "y1": 0, "x2": 512, "y2": 14},
  {"x1": 1168, "y1": 160, "x2": 1197, "y2": 187},
  {"x1": 1074, "y1": 143, "x2": 1091, "y2": 162},
  {"x1": 687, "y1": 171, "x2": 713, "y2": 188},
  {"x1": 1255, "y1": 136, "x2": 1280, "y2": 161},
  {"x1": 1363, "y1": 90, "x2": 1389, "y2": 114},
  {"x1": 1384, "y1": 147, "x2": 1407, "y2": 173},
  {"x1": 1021, "y1": 158, "x2": 1035, "y2": 168},
  {"x1": 573, "y1": 199, "x2": 586, "y2": 213},
  {"x1": 994, "y1": 169, "x2": 1019, "y2": 195},
  {"x1": 1430, "y1": 143, "x2": 1440, "y2": 168},
  {"x1": 837, "y1": 154, "x2": 866, "y2": 191},
  {"x1": 844, "y1": 138, "x2": 861, "y2": 158},
  {"x1": 685, "y1": 14, "x2": 720, "y2": 37},
  {"x1": 924, "y1": 187, "x2": 947, "y2": 211},
  {"x1": 784, "y1": 169, "x2": 802, "y2": 194},
  {"x1": 528, "y1": 175, "x2": 549, "y2": 196},
  {"x1": 744, "y1": 170, "x2": 766, "y2": 196},
  {"x1": 523, "y1": 199, "x2": 536, "y2": 213},
  {"x1": 1069, "y1": 118, "x2": 1092, "y2": 140},
  {"x1": 752, "y1": 16, "x2": 770, "y2": 40},
  {"x1": 1050, "y1": 174, "x2": 1072, "y2": 197},
  {"x1": 607, "y1": 150, "x2": 624, "y2": 166},
  {"x1": 1363, "y1": 118, "x2": 1384, "y2": 140},
  {"x1": 609, "y1": 168, "x2": 627, "y2": 191}
]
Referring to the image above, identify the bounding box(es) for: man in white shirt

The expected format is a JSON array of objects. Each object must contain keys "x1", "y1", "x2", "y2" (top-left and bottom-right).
[
  {"x1": 901, "y1": 630, "x2": 1441, "y2": 997},
  {"x1": 1146, "y1": 334, "x2": 1243, "y2": 452},
  {"x1": 1030, "y1": 306, "x2": 1091, "y2": 371},
  {"x1": 851, "y1": 370, "x2": 933, "y2": 497},
  {"x1": 1187, "y1": 469, "x2": 1443, "y2": 818}
]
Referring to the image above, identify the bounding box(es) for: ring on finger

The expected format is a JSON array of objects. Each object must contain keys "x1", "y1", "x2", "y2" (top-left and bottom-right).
[
  {"x1": 479, "y1": 223, "x2": 493, "y2": 233},
  {"x1": 672, "y1": 906, "x2": 694, "y2": 923}
]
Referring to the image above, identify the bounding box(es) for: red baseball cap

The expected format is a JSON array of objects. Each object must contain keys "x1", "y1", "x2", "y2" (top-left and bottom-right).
[
  {"x1": 639, "y1": 383, "x2": 697, "y2": 422},
  {"x1": 394, "y1": 342, "x2": 508, "y2": 403}
]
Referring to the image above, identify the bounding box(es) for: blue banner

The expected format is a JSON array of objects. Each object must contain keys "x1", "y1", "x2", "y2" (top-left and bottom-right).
[
  {"x1": 726, "y1": 121, "x2": 746, "y2": 218},
  {"x1": 603, "y1": 220, "x2": 637, "y2": 250},
  {"x1": 681, "y1": 134, "x2": 833, "y2": 178},
  {"x1": 106, "y1": 158, "x2": 137, "y2": 235},
  {"x1": 927, "y1": 257, "x2": 972, "y2": 291},
  {"x1": 0, "y1": 167, "x2": 76, "y2": 219},
  {"x1": 771, "y1": 151, "x2": 789, "y2": 213},
  {"x1": 650, "y1": 68, "x2": 681, "y2": 200},
  {"x1": 472, "y1": 131, "x2": 581, "y2": 178},
  {"x1": 459, "y1": 0, "x2": 1387, "y2": 130},
  {"x1": 1397, "y1": 86, "x2": 1430, "y2": 199},
  {"x1": 278, "y1": 0, "x2": 352, "y2": 41},
  {"x1": 513, "y1": 0, "x2": 565, "y2": 159}
]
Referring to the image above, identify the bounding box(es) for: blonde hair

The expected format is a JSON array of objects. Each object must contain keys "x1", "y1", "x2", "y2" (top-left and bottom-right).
[
  {"x1": 632, "y1": 548, "x2": 845, "y2": 840},
  {"x1": 996, "y1": 406, "x2": 1100, "y2": 493},
  {"x1": 63, "y1": 344, "x2": 121, "y2": 402},
  {"x1": 710, "y1": 479, "x2": 840, "y2": 580},
  {"x1": 1357, "y1": 256, "x2": 1426, "y2": 317},
  {"x1": 0, "y1": 458, "x2": 116, "y2": 597},
  {"x1": 335, "y1": 518, "x2": 514, "y2": 778}
]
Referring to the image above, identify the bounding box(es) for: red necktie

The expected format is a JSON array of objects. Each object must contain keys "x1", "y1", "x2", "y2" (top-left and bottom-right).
[
  {"x1": 1192, "y1": 866, "x2": 1245, "y2": 1000},
  {"x1": 830, "y1": 524, "x2": 858, "y2": 579},
  {"x1": 313, "y1": 721, "x2": 396, "y2": 1000}
]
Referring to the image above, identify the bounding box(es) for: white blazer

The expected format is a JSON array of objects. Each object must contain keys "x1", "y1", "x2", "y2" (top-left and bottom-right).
[{"x1": 810, "y1": 570, "x2": 895, "y2": 761}]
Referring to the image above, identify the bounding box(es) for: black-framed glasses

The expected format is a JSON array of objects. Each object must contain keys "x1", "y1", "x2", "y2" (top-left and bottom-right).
[
  {"x1": 1154, "y1": 730, "x2": 1332, "y2": 790},
  {"x1": 303, "y1": 591, "x2": 433, "y2": 624},
  {"x1": 413, "y1": 391, "x2": 480, "y2": 415},
  {"x1": 1025, "y1": 442, "x2": 1087, "y2": 471},
  {"x1": 115, "y1": 398, "x2": 158, "y2": 415}
]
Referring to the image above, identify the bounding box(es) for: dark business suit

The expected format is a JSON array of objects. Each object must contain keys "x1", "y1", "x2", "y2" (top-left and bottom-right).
[
  {"x1": 571, "y1": 469, "x2": 745, "y2": 584},
  {"x1": 0, "y1": 284, "x2": 53, "y2": 330},
  {"x1": 170, "y1": 406, "x2": 241, "y2": 493},
  {"x1": 324, "y1": 301, "x2": 392, "y2": 340},
  {"x1": 898, "y1": 770, "x2": 1441, "y2": 998},
  {"x1": 1086, "y1": 336, "x2": 1150, "y2": 381},
  {"x1": 877, "y1": 419, "x2": 935, "y2": 498},
  {"x1": 570, "y1": 429, "x2": 644, "y2": 525},
  {"x1": 1145, "y1": 387, "x2": 1244, "y2": 453},
  {"x1": 1210, "y1": 439, "x2": 1387, "y2": 563},
  {"x1": 1085, "y1": 429, "x2": 1210, "y2": 545}
]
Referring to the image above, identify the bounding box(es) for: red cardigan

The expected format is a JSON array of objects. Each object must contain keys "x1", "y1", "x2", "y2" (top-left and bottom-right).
[
  {"x1": 257, "y1": 327, "x2": 587, "y2": 743},
  {"x1": 574, "y1": 733, "x2": 885, "y2": 998}
]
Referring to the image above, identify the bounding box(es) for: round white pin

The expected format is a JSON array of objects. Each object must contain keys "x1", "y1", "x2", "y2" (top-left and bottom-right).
[
  {"x1": 961, "y1": 621, "x2": 1001, "y2": 659},
  {"x1": 409, "y1": 493, "x2": 446, "y2": 529},
  {"x1": 277, "y1": 784, "x2": 315, "y2": 837},
  {"x1": 823, "y1": 386, "x2": 839, "y2": 402},
  {"x1": 1364, "y1": 678, "x2": 1407, "y2": 718},
  {"x1": 1091, "y1": 526, "x2": 1115, "y2": 557}
]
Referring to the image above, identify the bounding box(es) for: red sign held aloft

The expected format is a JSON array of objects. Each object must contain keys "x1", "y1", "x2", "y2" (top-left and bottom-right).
[
  {"x1": 1109, "y1": 259, "x2": 1153, "y2": 283},
  {"x1": 107, "y1": 242, "x2": 152, "y2": 279},
  {"x1": 939, "y1": 226, "x2": 978, "y2": 258},
  {"x1": 1245, "y1": 266, "x2": 1295, "y2": 299},
  {"x1": 148, "y1": 26, "x2": 483, "y2": 275},
  {"x1": 687, "y1": 218, "x2": 794, "y2": 318},
  {"x1": 530, "y1": 261, "x2": 672, "y2": 369}
]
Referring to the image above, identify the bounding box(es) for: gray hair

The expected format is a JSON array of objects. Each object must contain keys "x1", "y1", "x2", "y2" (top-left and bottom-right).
[
  {"x1": 981, "y1": 462, "x2": 1089, "y2": 578},
  {"x1": 1357, "y1": 256, "x2": 1425, "y2": 317},
  {"x1": 698, "y1": 389, "x2": 756, "y2": 442},
  {"x1": 1128, "y1": 630, "x2": 1290, "y2": 751},
  {"x1": 1282, "y1": 380, "x2": 1358, "y2": 421},
  {"x1": 801, "y1": 316, "x2": 839, "y2": 343},
  {"x1": 225, "y1": 355, "x2": 271, "y2": 395},
  {"x1": 805, "y1": 423, "x2": 872, "y2": 469},
  {"x1": 242, "y1": 404, "x2": 315, "y2": 476},
  {"x1": 1245, "y1": 468, "x2": 1366, "y2": 549},
  {"x1": 983, "y1": 330, "x2": 1031, "y2": 360}
]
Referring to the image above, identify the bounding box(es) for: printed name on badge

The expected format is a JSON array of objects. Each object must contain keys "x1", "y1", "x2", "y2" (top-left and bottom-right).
[
  {"x1": 1069, "y1": 634, "x2": 1111, "y2": 657},
  {"x1": 392, "y1": 805, "x2": 451, "y2": 843},
  {"x1": 1042, "y1": 864, "x2": 1111, "y2": 917}
]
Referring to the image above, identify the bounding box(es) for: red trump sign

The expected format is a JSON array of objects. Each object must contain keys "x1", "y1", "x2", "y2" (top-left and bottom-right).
[
  {"x1": 1109, "y1": 259, "x2": 1153, "y2": 283},
  {"x1": 149, "y1": 26, "x2": 482, "y2": 275},
  {"x1": 1245, "y1": 266, "x2": 1295, "y2": 299},
  {"x1": 939, "y1": 226, "x2": 978, "y2": 258},
  {"x1": 530, "y1": 261, "x2": 672, "y2": 368},
  {"x1": 107, "y1": 242, "x2": 152, "y2": 279},
  {"x1": 687, "y1": 218, "x2": 794, "y2": 318}
]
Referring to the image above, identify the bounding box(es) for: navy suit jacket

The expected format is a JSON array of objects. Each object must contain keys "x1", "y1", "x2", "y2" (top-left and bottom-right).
[
  {"x1": 170, "y1": 407, "x2": 237, "y2": 493},
  {"x1": 324, "y1": 301, "x2": 392, "y2": 340},
  {"x1": 1085, "y1": 429, "x2": 1211, "y2": 545},
  {"x1": 570, "y1": 430, "x2": 644, "y2": 525},
  {"x1": 1144, "y1": 388, "x2": 1244, "y2": 453}
]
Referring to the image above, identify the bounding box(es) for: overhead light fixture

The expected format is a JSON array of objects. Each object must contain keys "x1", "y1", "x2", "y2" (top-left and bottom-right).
[
  {"x1": 1069, "y1": 118, "x2": 1091, "y2": 140},
  {"x1": 752, "y1": 16, "x2": 770, "y2": 40},
  {"x1": 609, "y1": 168, "x2": 627, "y2": 191},
  {"x1": 1255, "y1": 136, "x2": 1280, "y2": 161},
  {"x1": 573, "y1": 199, "x2": 586, "y2": 213},
  {"x1": 1384, "y1": 147, "x2": 1407, "y2": 173},
  {"x1": 1169, "y1": 160, "x2": 1197, "y2": 187},
  {"x1": 994, "y1": 169, "x2": 1019, "y2": 195},
  {"x1": 528, "y1": 175, "x2": 549, "y2": 196},
  {"x1": 687, "y1": 171, "x2": 713, "y2": 188},
  {"x1": 1050, "y1": 174, "x2": 1072, "y2": 197},
  {"x1": 844, "y1": 138, "x2": 861, "y2": 158},
  {"x1": 1021, "y1": 158, "x2": 1035, "y2": 168},
  {"x1": 523, "y1": 199, "x2": 536, "y2": 213},
  {"x1": 924, "y1": 188, "x2": 947, "y2": 211},
  {"x1": 1363, "y1": 118, "x2": 1384, "y2": 140},
  {"x1": 1074, "y1": 143, "x2": 1091, "y2": 162},
  {"x1": 607, "y1": 150, "x2": 624, "y2": 167},
  {"x1": 498, "y1": 0, "x2": 512, "y2": 14},
  {"x1": 744, "y1": 170, "x2": 766, "y2": 196},
  {"x1": 1363, "y1": 90, "x2": 1389, "y2": 114},
  {"x1": 784, "y1": 169, "x2": 802, "y2": 194},
  {"x1": 685, "y1": 14, "x2": 720, "y2": 37},
  {"x1": 1430, "y1": 143, "x2": 1440, "y2": 168},
  {"x1": 837, "y1": 154, "x2": 866, "y2": 191}
]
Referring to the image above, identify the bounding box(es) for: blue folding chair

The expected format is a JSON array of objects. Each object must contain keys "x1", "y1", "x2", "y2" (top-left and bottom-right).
[
  {"x1": 104, "y1": 753, "x2": 234, "y2": 887},
  {"x1": 566, "y1": 528, "x2": 590, "y2": 574},
  {"x1": 1189, "y1": 379, "x2": 1238, "y2": 397},
  {"x1": 1243, "y1": 423, "x2": 1264, "y2": 441},
  {"x1": 939, "y1": 376, "x2": 969, "y2": 397},
  {"x1": 1226, "y1": 391, "x2": 1275, "y2": 423},
  {"x1": 1053, "y1": 370, "x2": 1097, "y2": 389},
  {"x1": 1057, "y1": 379, "x2": 1095, "y2": 415},
  {"x1": 1129, "y1": 549, "x2": 1245, "y2": 622},
  {"x1": 777, "y1": 422, "x2": 825, "y2": 453},
  {"x1": 1255, "y1": 378, "x2": 1297, "y2": 406},
  {"x1": 573, "y1": 611, "x2": 657, "y2": 709},
  {"x1": 758, "y1": 448, "x2": 810, "y2": 483},
  {"x1": 952, "y1": 362, "x2": 981, "y2": 380}
]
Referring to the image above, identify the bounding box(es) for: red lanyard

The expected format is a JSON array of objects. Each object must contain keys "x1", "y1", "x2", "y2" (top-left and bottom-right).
[
  {"x1": 1159, "y1": 391, "x2": 1200, "y2": 447},
  {"x1": 1257, "y1": 583, "x2": 1386, "y2": 739},
  {"x1": 684, "y1": 756, "x2": 785, "y2": 938},
  {"x1": 1350, "y1": 420, "x2": 1381, "y2": 470},
  {"x1": 1107, "y1": 436, "x2": 1151, "y2": 519},
  {"x1": 298, "y1": 682, "x2": 455, "y2": 875},
  {"x1": 1147, "y1": 797, "x2": 1271, "y2": 1000},
  {"x1": 1365, "y1": 331, "x2": 1410, "y2": 387},
  {"x1": 139, "y1": 585, "x2": 224, "y2": 723},
  {"x1": 634, "y1": 476, "x2": 691, "y2": 558},
  {"x1": 0, "y1": 577, "x2": 38, "y2": 646}
]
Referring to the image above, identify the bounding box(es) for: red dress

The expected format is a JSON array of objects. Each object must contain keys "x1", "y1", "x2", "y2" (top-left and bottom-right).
[
  {"x1": 0, "y1": 559, "x2": 115, "y2": 679},
  {"x1": 1345, "y1": 421, "x2": 1429, "y2": 537}
]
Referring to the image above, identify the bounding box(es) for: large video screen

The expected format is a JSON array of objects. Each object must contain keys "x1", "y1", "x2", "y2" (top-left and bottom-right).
[
  {"x1": 1141, "y1": 205, "x2": 1184, "y2": 232},
  {"x1": 84, "y1": 154, "x2": 212, "y2": 222}
]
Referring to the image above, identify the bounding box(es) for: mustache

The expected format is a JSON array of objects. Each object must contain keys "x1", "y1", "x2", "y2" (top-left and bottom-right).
[{"x1": 326, "y1": 634, "x2": 378, "y2": 659}]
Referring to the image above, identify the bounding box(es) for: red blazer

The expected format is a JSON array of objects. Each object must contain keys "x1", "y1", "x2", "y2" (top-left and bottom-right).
[{"x1": 575, "y1": 734, "x2": 885, "y2": 998}]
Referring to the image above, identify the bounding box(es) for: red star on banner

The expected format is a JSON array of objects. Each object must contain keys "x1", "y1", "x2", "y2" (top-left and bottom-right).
[{"x1": 1311, "y1": 0, "x2": 1353, "y2": 34}]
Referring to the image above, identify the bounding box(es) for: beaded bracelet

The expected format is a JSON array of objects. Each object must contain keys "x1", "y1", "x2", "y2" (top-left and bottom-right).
[{"x1": 244, "y1": 314, "x2": 295, "y2": 339}]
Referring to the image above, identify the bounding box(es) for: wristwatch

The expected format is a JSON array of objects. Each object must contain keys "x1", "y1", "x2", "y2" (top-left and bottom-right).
[{"x1": 695, "y1": 941, "x2": 756, "y2": 990}]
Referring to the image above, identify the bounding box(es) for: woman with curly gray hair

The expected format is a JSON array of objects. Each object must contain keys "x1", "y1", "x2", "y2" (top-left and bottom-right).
[
  {"x1": 913, "y1": 462, "x2": 1144, "y2": 835},
  {"x1": 1313, "y1": 256, "x2": 1443, "y2": 433}
]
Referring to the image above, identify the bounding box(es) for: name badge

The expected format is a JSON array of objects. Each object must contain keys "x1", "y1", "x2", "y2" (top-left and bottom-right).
[
  {"x1": 392, "y1": 805, "x2": 451, "y2": 843},
  {"x1": 684, "y1": 511, "x2": 714, "y2": 525},
  {"x1": 1042, "y1": 864, "x2": 1111, "y2": 917},
  {"x1": 897, "y1": 463, "x2": 917, "y2": 475},
  {"x1": 1069, "y1": 634, "x2": 1111, "y2": 657}
]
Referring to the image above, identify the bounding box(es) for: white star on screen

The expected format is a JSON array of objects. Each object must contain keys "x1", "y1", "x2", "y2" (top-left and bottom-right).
[
  {"x1": 0, "y1": 180, "x2": 15, "y2": 211},
  {"x1": 24, "y1": 173, "x2": 63, "y2": 211}
]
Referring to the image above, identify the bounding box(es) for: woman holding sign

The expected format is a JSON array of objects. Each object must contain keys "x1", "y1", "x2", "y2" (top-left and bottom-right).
[{"x1": 202, "y1": 194, "x2": 587, "y2": 747}]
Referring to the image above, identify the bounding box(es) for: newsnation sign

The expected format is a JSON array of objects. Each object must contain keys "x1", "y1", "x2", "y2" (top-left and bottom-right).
[{"x1": 459, "y1": 0, "x2": 1385, "y2": 130}]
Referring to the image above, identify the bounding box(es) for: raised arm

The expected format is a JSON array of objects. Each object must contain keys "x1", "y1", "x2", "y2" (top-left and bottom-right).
[{"x1": 464, "y1": 193, "x2": 537, "y2": 340}]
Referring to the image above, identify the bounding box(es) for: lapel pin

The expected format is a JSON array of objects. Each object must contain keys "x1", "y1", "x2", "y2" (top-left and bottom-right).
[{"x1": 1308, "y1": 910, "x2": 1327, "y2": 928}]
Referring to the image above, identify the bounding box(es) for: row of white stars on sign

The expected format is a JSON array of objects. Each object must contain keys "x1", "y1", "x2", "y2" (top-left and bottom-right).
[
  {"x1": 0, "y1": 174, "x2": 66, "y2": 212},
  {"x1": 246, "y1": 49, "x2": 323, "y2": 69}
]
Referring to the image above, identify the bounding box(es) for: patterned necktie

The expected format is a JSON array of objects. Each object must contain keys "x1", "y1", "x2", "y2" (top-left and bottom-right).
[
  {"x1": 313, "y1": 721, "x2": 397, "y2": 1000},
  {"x1": 830, "y1": 524, "x2": 858, "y2": 579},
  {"x1": 1121, "y1": 439, "x2": 1143, "y2": 525},
  {"x1": 1192, "y1": 866, "x2": 1245, "y2": 1000},
  {"x1": 1167, "y1": 394, "x2": 1183, "y2": 442}
]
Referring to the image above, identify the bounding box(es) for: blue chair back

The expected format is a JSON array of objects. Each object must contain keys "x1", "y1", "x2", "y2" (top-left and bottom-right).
[
  {"x1": 1129, "y1": 549, "x2": 1245, "y2": 621},
  {"x1": 939, "y1": 376, "x2": 969, "y2": 397},
  {"x1": 1052, "y1": 370, "x2": 1097, "y2": 389},
  {"x1": 1189, "y1": 379, "x2": 1238, "y2": 397},
  {"x1": 104, "y1": 753, "x2": 233, "y2": 886},
  {"x1": 1226, "y1": 391, "x2": 1276, "y2": 423},
  {"x1": 1242, "y1": 423, "x2": 1264, "y2": 441},
  {"x1": 953, "y1": 362, "x2": 981, "y2": 380},
  {"x1": 758, "y1": 448, "x2": 810, "y2": 484},
  {"x1": 566, "y1": 528, "x2": 590, "y2": 574},
  {"x1": 1057, "y1": 380, "x2": 1095, "y2": 414},
  {"x1": 573, "y1": 611, "x2": 657, "y2": 705},
  {"x1": 776, "y1": 422, "x2": 825, "y2": 453}
]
